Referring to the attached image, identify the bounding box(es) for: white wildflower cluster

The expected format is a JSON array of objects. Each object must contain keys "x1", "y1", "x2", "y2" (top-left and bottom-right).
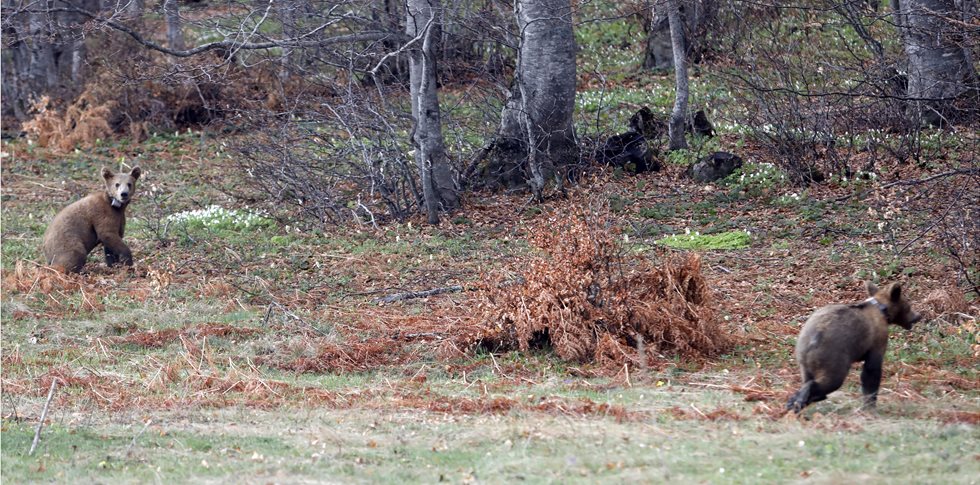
[
  {"x1": 576, "y1": 88, "x2": 652, "y2": 112},
  {"x1": 775, "y1": 191, "x2": 804, "y2": 205},
  {"x1": 855, "y1": 170, "x2": 878, "y2": 180},
  {"x1": 737, "y1": 162, "x2": 787, "y2": 186},
  {"x1": 166, "y1": 205, "x2": 270, "y2": 231}
]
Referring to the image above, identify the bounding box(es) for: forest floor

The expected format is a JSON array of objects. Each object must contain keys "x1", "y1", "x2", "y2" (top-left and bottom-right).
[{"x1": 1, "y1": 132, "x2": 977, "y2": 483}]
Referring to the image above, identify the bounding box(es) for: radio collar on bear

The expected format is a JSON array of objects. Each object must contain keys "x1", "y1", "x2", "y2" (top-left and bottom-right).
[
  {"x1": 111, "y1": 198, "x2": 124, "y2": 208},
  {"x1": 864, "y1": 297, "x2": 888, "y2": 316}
]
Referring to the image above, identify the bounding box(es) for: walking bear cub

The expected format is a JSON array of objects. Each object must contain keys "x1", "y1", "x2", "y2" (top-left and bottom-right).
[
  {"x1": 787, "y1": 281, "x2": 921, "y2": 413},
  {"x1": 42, "y1": 166, "x2": 141, "y2": 273}
]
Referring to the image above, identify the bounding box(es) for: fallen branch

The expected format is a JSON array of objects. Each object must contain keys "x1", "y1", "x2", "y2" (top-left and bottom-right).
[
  {"x1": 374, "y1": 285, "x2": 464, "y2": 304},
  {"x1": 29, "y1": 378, "x2": 58, "y2": 456},
  {"x1": 125, "y1": 418, "x2": 153, "y2": 457}
]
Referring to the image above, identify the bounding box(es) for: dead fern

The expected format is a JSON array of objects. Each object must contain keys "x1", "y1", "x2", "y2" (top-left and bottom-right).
[
  {"x1": 464, "y1": 204, "x2": 730, "y2": 367},
  {"x1": 22, "y1": 89, "x2": 115, "y2": 152}
]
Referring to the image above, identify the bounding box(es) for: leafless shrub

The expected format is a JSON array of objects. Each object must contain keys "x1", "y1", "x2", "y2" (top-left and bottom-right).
[{"x1": 721, "y1": 2, "x2": 976, "y2": 180}]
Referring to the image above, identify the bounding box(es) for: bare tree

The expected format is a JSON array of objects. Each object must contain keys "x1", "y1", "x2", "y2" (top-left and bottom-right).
[
  {"x1": 515, "y1": 0, "x2": 579, "y2": 199},
  {"x1": 407, "y1": 0, "x2": 460, "y2": 223},
  {"x1": 643, "y1": 0, "x2": 717, "y2": 70},
  {"x1": 163, "y1": 0, "x2": 184, "y2": 51},
  {"x1": 667, "y1": 0, "x2": 689, "y2": 150},
  {"x1": 895, "y1": 0, "x2": 978, "y2": 125}
]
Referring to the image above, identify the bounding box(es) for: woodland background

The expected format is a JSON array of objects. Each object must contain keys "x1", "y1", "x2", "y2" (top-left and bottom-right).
[{"x1": 1, "y1": 1, "x2": 978, "y2": 482}]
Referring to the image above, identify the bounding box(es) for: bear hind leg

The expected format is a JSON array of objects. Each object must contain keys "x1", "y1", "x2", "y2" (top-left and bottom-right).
[
  {"x1": 50, "y1": 249, "x2": 88, "y2": 273},
  {"x1": 787, "y1": 379, "x2": 837, "y2": 413}
]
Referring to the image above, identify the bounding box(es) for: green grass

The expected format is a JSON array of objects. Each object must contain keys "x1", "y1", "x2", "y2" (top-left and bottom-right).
[
  {"x1": 3, "y1": 387, "x2": 976, "y2": 484},
  {"x1": 656, "y1": 229, "x2": 751, "y2": 250}
]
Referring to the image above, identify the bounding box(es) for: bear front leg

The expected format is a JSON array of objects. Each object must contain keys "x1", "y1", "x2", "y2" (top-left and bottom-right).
[
  {"x1": 104, "y1": 246, "x2": 119, "y2": 266},
  {"x1": 860, "y1": 353, "x2": 884, "y2": 409},
  {"x1": 100, "y1": 235, "x2": 133, "y2": 267}
]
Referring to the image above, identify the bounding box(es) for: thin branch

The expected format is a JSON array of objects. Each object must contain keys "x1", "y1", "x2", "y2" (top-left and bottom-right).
[
  {"x1": 47, "y1": 4, "x2": 405, "y2": 58},
  {"x1": 369, "y1": 15, "x2": 434, "y2": 77},
  {"x1": 29, "y1": 378, "x2": 58, "y2": 456},
  {"x1": 125, "y1": 418, "x2": 153, "y2": 457},
  {"x1": 374, "y1": 285, "x2": 464, "y2": 304}
]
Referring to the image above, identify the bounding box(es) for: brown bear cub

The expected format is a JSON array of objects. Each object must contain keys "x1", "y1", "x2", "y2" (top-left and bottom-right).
[
  {"x1": 787, "y1": 282, "x2": 921, "y2": 413},
  {"x1": 42, "y1": 166, "x2": 142, "y2": 273}
]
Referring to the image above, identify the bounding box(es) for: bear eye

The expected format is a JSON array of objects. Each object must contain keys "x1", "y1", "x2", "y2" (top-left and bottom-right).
[
  {"x1": 115, "y1": 183, "x2": 120, "y2": 188},
  {"x1": 127, "y1": 183, "x2": 132, "y2": 188}
]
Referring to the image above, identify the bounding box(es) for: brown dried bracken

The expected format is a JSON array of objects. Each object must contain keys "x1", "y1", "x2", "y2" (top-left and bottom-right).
[{"x1": 463, "y1": 204, "x2": 730, "y2": 366}]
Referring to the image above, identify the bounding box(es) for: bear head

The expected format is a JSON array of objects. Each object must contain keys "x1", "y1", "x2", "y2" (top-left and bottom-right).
[
  {"x1": 867, "y1": 281, "x2": 922, "y2": 330},
  {"x1": 102, "y1": 166, "x2": 142, "y2": 209}
]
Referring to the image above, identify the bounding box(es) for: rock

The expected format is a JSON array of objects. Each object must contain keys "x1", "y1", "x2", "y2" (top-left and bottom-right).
[{"x1": 686, "y1": 151, "x2": 743, "y2": 182}]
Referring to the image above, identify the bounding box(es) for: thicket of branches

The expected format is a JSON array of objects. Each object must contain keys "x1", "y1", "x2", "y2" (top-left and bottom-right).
[{"x1": 2, "y1": 1, "x2": 977, "y2": 288}]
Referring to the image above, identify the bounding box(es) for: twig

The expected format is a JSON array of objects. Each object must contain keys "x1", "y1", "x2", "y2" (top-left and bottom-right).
[
  {"x1": 689, "y1": 403, "x2": 707, "y2": 419},
  {"x1": 396, "y1": 332, "x2": 445, "y2": 340},
  {"x1": 125, "y1": 419, "x2": 153, "y2": 457},
  {"x1": 29, "y1": 378, "x2": 58, "y2": 456},
  {"x1": 489, "y1": 353, "x2": 510, "y2": 379},
  {"x1": 374, "y1": 285, "x2": 464, "y2": 304}
]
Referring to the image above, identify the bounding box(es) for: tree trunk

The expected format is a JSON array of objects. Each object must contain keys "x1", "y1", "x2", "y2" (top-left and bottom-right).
[
  {"x1": 408, "y1": 0, "x2": 459, "y2": 224},
  {"x1": 643, "y1": 0, "x2": 715, "y2": 70},
  {"x1": 515, "y1": 0, "x2": 579, "y2": 199},
  {"x1": 896, "y1": 0, "x2": 978, "y2": 125},
  {"x1": 164, "y1": 0, "x2": 184, "y2": 51},
  {"x1": 667, "y1": 0, "x2": 689, "y2": 150},
  {"x1": 372, "y1": 0, "x2": 409, "y2": 84},
  {"x1": 481, "y1": 84, "x2": 529, "y2": 190},
  {"x1": 277, "y1": 2, "x2": 295, "y2": 81}
]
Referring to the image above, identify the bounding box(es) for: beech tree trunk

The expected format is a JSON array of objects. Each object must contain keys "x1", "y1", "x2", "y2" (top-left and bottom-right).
[
  {"x1": 164, "y1": 0, "x2": 184, "y2": 51},
  {"x1": 408, "y1": 0, "x2": 459, "y2": 224},
  {"x1": 515, "y1": 0, "x2": 579, "y2": 199},
  {"x1": 643, "y1": 0, "x2": 715, "y2": 70},
  {"x1": 481, "y1": 85, "x2": 529, "y2": 190},
  {"x1": 896, "y1": 0, "x2": 978, "y2": 125},
  {"x1": 667, "y1": 0, "x2": 689, "y2": 150}
]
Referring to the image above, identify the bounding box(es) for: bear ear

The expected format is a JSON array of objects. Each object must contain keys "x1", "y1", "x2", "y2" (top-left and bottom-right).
[
  {"x1": 865, "y1": 281, "x2": 878, "y2": 296},
  {"x1": 889, "y1": 283, "x2": 903, "y2": 302},
  {"x1": 130, "y1": 166, "x2": 141, "y2": 180},
  {"x1": 101, "y1": 167, "x2": 114, "y2": 180}
]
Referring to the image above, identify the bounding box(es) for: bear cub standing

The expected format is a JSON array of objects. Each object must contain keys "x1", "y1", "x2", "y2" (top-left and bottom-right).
[
  {"x1": 42, "y1": 166, "x2": 142, "y2": 273},
  {"x1": 787, "y1": 281, "x2": 921, "y2": 413}
]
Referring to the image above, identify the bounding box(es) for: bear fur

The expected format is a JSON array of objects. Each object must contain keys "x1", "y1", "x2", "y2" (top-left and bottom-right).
[
  {"x1": 786, "y1": 281, "x2": 922, "y2": 413},
  {"x1": 42, "y1": 166, "x2": 142, "y2": 273}
]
